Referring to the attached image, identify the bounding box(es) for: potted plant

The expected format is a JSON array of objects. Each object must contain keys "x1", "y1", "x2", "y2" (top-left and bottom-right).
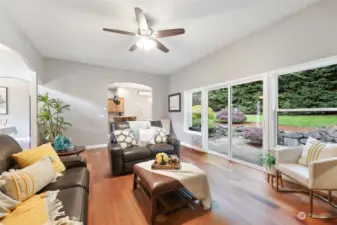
[
  {"x1": 263, "y1": 153, "x2": 276, "y2": 174},
  {"x1": 38, "y1": 93, "x2": 72, "y2": 143}
]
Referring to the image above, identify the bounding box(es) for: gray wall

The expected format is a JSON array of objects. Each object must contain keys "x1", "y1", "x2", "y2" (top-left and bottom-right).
[
  {"x1": 41, "y1": 58, "x2": 168, "y2": 146},
  {"x1": 168, "y1": 0, "x2": 337, "y2": 147},
  {"x1": 0, "y1": 78, "x2": 30, "y2": 138}
]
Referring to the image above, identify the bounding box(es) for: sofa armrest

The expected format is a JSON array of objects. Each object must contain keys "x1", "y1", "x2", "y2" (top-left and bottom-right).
[
  {"x1": 61, "y1": 156, "x2": 87, "y2": 169},
  {"x1": 309, "y1": 157, "x2": 337, "y2": 189},
  {"x1": 167, "y1": 136, "x2": 180, "y2": 157},
  {"x1": 275, "y1": 146, "x2": 303, "y2": 166},
  {"x1": 107, "y1": 142, "x2": 124, "y2": 176}
]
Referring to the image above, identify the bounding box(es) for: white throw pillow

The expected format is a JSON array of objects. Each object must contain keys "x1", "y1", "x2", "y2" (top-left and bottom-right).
[
  {"x1": 298, "y1": 137, "x2": 337, "y2": 166},
  {"x1": 0, "y1": 157, "x2": 56, "y2": 201},
  {"x1": 138, "y1": 128, "x2": 156, "y2": 146}
]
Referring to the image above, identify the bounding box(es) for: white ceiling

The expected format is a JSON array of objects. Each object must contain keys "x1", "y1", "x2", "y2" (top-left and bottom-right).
[{"x1": 1, "y1": 0, "x2": 320, "y2": 75}]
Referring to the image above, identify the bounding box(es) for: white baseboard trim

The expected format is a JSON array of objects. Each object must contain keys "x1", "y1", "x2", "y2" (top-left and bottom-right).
[
  {"x1": 85, "y1": 144, "x2": 107, "y2": 150},
  {"x1": 180, "y1": 142, "x2": 204, "y2": 152}
]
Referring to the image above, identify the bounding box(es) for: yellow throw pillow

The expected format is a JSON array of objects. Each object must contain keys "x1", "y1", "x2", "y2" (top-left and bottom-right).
[{"x1": 12, "y1": 143, "x2": 65, "y2": 173}]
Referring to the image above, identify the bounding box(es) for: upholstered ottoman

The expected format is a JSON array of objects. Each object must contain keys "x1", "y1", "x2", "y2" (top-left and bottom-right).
[{"x1": 133, "y1": 164, "x2": 196, "y2": 224}]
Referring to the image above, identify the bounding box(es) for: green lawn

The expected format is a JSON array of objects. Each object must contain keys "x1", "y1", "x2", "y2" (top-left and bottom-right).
[{"x1": 245, "y1": 114, "x2": 337, "y2": 128}]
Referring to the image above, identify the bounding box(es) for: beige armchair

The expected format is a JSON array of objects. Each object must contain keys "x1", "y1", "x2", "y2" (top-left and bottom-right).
[{"x1": 275, "y1": 146, "x2": 337, "y2": 217}]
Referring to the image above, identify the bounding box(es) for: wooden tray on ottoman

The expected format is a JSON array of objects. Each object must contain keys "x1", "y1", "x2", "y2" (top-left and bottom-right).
[
  {"x1": 151, "y1": 155, "x2": 181, "y2": 170},
  {"x1": 151, "y1": 162, "x2": 181, "y2": 170}
]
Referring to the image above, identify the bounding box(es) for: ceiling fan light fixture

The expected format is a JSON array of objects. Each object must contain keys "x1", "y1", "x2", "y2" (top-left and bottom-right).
[{"x1": 136, "y1": 38, "x2": 157, "y2": 51}]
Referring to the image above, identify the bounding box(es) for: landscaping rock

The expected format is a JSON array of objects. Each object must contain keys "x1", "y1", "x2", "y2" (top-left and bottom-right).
[
  {"x1": 284, "y1": 138, "x2": 300, "y2": 146},
  {"x1": 309, "y1": 132, "x2": 322, "y2": 140},
  {"x1": 290, "y1": 132, "x2": 303, "y2": 139},
  {"x1": 299, "y1": 138, "x2": 308, "y2": 144}
]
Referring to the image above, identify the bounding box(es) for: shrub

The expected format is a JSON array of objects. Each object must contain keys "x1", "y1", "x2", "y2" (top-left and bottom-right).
[
  {"x1": 191, "y1": 105, "x2": 216, "y2": 128},
  {"x1": 216, "y1": 108, "x2": 247, "y2": 123},
  {"x1": 243, "y1": 127, "x2": 263, "y2": 145},
  {"x1": 192, "y1": 105, "x2": 216, "y2": 120}
]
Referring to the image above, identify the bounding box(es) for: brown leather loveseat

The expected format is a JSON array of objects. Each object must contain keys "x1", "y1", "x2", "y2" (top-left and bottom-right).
[
  {"x1": 0, "y1": 135, "x2": 89, "y2": 224},
  {"x1": 108, "y1": 120, "x2": 180, "y2": 176}
]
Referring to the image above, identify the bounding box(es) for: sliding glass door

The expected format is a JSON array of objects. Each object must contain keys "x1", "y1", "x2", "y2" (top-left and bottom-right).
[
  {"x1": 231, "y1": 80, "x2": 264, "y2": 166},
  {"x1": 207, "y1": 87, "x2": 229, "y2": 156},
  {"x1": 205, "y1": 78, "x2": 265, "y2": 167}
]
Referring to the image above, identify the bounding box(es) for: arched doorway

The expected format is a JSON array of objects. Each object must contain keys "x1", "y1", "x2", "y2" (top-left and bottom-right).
[
  {"x1": 107, "y1": 82, "x2": 153, "y2": 129},
  {"x1": 0, "y1": 43, "x2": 38, "y2": 148}
]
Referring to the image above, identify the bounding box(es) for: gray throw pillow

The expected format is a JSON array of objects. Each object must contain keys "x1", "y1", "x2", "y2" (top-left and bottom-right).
[{"x1": 113, "y1": 128, "x2": 137, "y2": 149}]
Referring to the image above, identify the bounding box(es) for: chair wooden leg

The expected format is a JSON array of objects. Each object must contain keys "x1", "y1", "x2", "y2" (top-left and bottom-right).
[
  {"x1": 309, "y1": 190, "x2": 314, "y2": 215},
  {"x1": 271, "y1": 175, "x2": 274, "y2": 187},
  {"x1": 151, "y1": 194, "x2": 157, "y2": 225},
  {"x1": 280, "y1": 175, "x2": 284, "y2": 188}
]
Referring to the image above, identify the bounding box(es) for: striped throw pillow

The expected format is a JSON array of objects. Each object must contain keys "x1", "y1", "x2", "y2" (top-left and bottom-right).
[
  {"x1": 305, "y1": 140, "x2": 326, "y2": 165},
  {"x1": 0, "y1": 157, "x2": 56, "y2": 201}
]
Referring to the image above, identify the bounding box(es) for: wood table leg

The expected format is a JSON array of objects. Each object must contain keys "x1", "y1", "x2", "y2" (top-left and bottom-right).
[
  {"x1": 151, "y1": 194, "x2": 157, "y2": 225},
  {"x1": 267, "y1": 174, "x2": 270, "y2": 183},
  {"x1": 276, "y1": 171, "x2": 279, "y2": 192},
  {"x1": 133, "y1": 173, "x2": 138, "y2": 190},
  {"x1": 271, "y1": 175, "x2": 274, "y2": 187},
  {"x1": 279, "y1": 175, "x2": 284, "y2": 188}
]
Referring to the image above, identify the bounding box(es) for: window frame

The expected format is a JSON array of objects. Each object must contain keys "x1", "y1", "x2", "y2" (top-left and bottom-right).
[{"x1": 272, "y1": 56, "x2": 337, "y2": 146}]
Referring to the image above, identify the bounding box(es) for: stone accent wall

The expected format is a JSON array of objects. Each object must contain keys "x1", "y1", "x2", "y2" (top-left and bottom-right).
[
  {"x1": 211, "y1": 125, "x2": 337, "y2": 147},
  {"x1": 278, "y1": 127, "x2": 337, "y2": 146}
]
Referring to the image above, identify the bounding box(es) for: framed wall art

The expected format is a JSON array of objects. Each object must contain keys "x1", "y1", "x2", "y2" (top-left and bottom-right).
[
  {"x1": 168, "y1": 93, "x2": 181, "y2": 112},
  {"x1": 0, "y1": 87, "x2": 7, "y2": 115}
]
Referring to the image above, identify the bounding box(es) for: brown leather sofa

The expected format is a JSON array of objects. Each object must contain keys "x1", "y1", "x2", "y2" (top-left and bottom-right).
[
  {"x1": 108, "y1": 120, "x2": 180, "y2": 176},
  {"x1": 0, "y1": 135, "x2": 89, "y2": 224}
]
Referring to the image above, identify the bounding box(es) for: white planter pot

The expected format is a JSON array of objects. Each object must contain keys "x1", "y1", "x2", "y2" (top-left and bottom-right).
[{"x1": 266, "y1": 165, "x2": 276, "y2": 175}]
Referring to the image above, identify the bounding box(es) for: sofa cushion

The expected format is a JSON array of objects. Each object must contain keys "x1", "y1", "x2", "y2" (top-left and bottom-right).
[
  {"x1": 277, "y1": 163, "x2": 309, "y2": 186},
  {"x1": 42, "y1": 167, "x2": 89, "y2": 192},
  {"x1": 128, "y1": 121, "x2": 151, "y2": 141},
  {"x1": 148, "y1": 144, "x2": 174, "y2": 157},
  {"x1": 57, "y1": 187, "x2": 88, "y2": 225},
  {"x1": 123, "y1": 147, "x2": 151, "y2": 162}
]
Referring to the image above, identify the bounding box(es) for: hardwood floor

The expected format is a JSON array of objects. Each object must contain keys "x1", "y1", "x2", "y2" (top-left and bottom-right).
[{"x1": 82, "y1": 147, "x2": 337, "y2": 225}]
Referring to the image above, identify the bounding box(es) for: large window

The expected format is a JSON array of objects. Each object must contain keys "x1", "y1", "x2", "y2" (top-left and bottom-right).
[
  {"x1": 277, "y1": 64, "x2": 337, "y2": 146},
  {"x1": 185, "y1": 91, "x2": 202, "y2": 133},
  {"x1": 182, "y1": 56, "x2": 337, "y2": 169}
]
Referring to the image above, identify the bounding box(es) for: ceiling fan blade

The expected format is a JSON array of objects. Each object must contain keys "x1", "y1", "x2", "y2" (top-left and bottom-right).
[
  {"x1": 103, "y1": 28, "x2": 136, "y2": 36},
  {"x1": 134, "y1": 7, "x2": 149, "y2": 31},
  {"x1": 155, "y1": 28, "x2": 185, "y2": 38},
  {"x1": 154, "y1": 40, "x2": 169, "y2": 53},
  {"x1": 129, "y1": 43, "x2": 138, "y2": 52}
]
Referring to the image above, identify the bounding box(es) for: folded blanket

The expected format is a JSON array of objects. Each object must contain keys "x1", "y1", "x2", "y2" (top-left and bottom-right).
[
  {"x1": 0, "y1": 190, "x2": 82, "y2": 225},
  {"x1": 138, "y1": 160, "x2": 212, "y2": 209}
]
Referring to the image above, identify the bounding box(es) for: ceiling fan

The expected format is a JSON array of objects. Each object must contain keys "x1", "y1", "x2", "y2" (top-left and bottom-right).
[{"x1": 103, "y1": 7, "x2": 185, "y2": 53}]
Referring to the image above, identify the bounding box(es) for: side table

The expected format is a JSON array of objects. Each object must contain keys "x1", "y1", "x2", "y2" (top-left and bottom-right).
[
  {"x1": 267, "y1": 146, "x2": 288, "y2": 188},
  {"x1": 57, "y1": 146, "x2": 86, "y2": 157}
]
